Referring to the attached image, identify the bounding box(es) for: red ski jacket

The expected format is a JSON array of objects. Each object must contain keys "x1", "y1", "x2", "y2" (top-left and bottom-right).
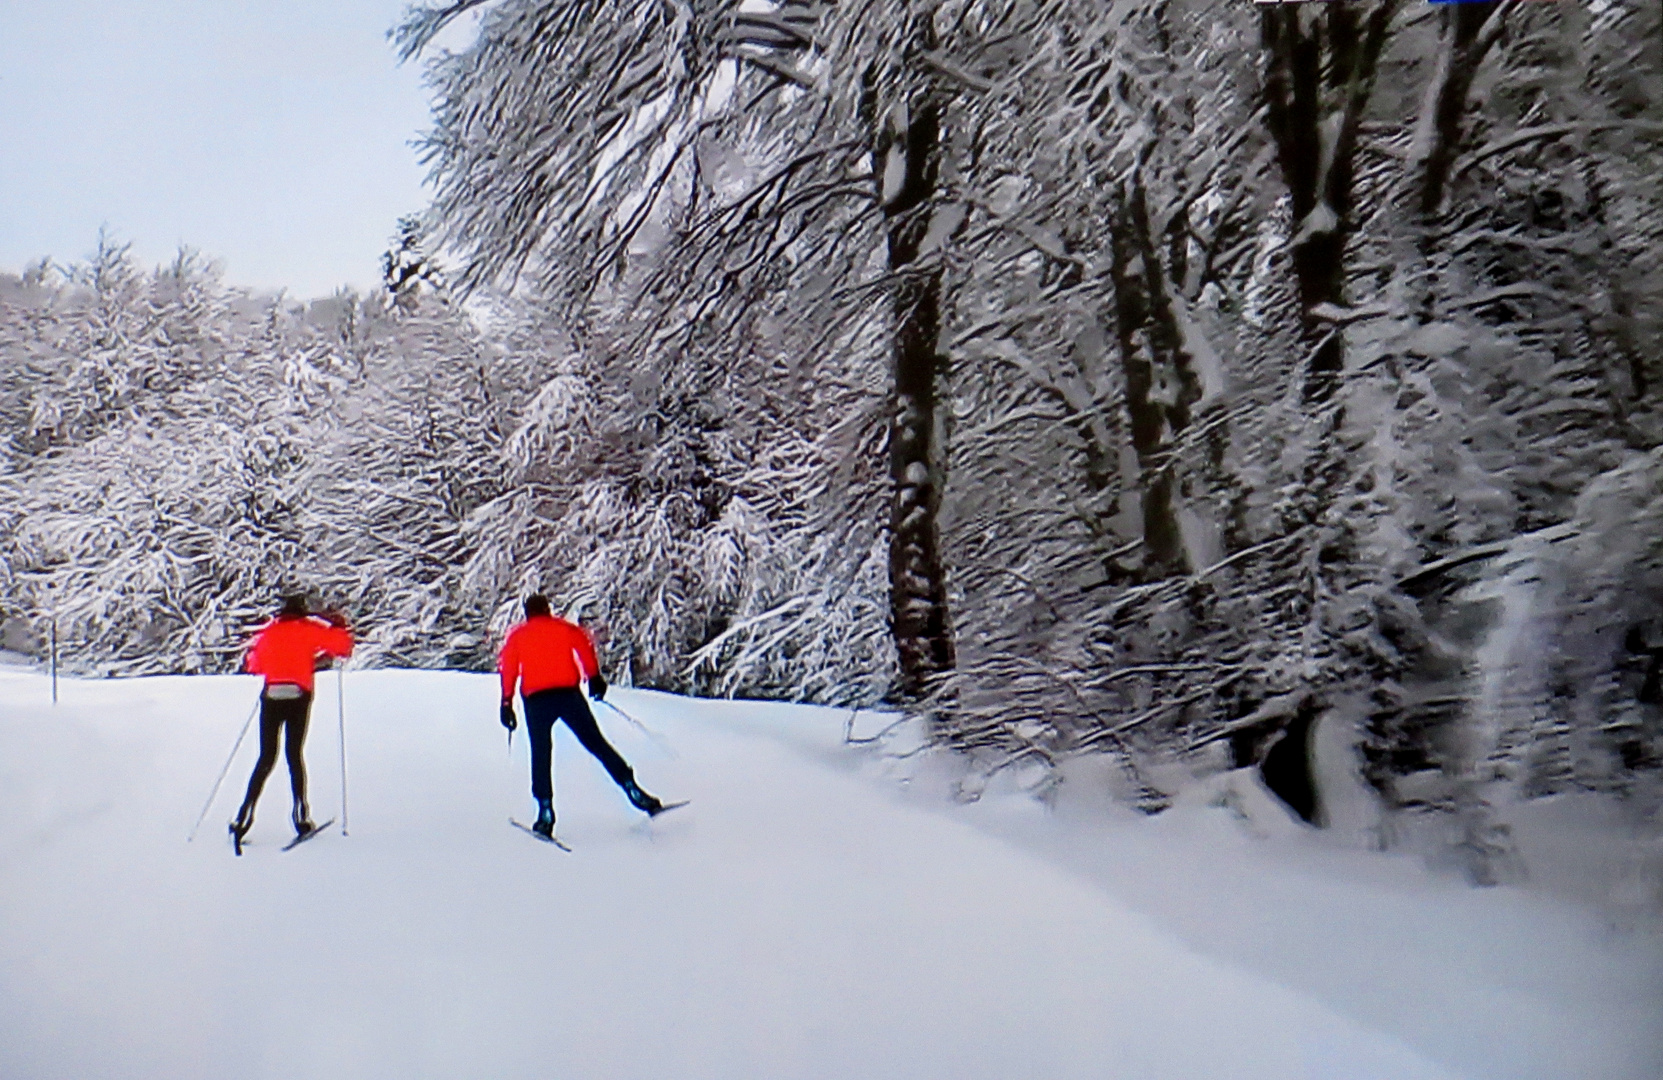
[
  {"x1": 498, "y1": 615, "x2": 600, "y2": 702},
  {"x1": 244, "y1": 616, "x2": 354, "y2": 694}
]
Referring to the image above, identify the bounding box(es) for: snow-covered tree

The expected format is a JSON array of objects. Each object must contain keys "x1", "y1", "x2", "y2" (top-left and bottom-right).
[
  {"x1": 0, "y1": 242, "x2": 521, "y2": 676},
  {"x1": 397, "y1": 0, "x2": 1025, "y2": 699}
]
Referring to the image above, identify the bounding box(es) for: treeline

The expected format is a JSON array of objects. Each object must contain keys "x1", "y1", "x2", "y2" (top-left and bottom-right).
[
  {"x1": 0, "y1": 231, "x2": 884, "y2": 700},
  {"x1": 0, "y1": 237, "x2": 516, "y2": 672}
]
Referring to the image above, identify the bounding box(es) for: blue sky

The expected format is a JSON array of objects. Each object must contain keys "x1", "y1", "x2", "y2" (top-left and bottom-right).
[{"x1": 0, "y1": 1, "x2": 452, "y2": 298}]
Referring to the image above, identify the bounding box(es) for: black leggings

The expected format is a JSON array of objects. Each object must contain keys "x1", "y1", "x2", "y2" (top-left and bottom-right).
[
  {"x1": 524, "y1": 687, "x2": 633, "y2": 801},
  {"x1": 236, "y1": 690, "x2": 312, "y2": 827}
]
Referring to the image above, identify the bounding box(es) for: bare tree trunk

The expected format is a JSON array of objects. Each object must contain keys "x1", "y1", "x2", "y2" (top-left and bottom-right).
[
  {"x1": 1391, "y1": 1, "x2": 1510, "y2": 326},
  {"x1": 871, "y1": 13, "x2": 955, "y2": 700},
  {"x1": 1254, "y1": 1, "x2": 1400, "y2": 819},
  {"x1": 1411, "y1": 2, "x2": 1509, "y2": 222},
  {"x1": 1260, "y1": 0, "x2": 1399, "y2": 402},
  {"x1": 1107, "y1": 179, "x2": 1204, "y2": 578}
]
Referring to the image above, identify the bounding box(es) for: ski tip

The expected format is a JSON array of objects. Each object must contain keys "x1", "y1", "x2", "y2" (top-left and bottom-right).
[{"x1": 649, "y1": 800, "x2": 690, "y2": 818}]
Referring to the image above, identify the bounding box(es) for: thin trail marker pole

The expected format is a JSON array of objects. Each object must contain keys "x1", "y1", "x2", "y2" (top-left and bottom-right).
[
  {"x1": 188, "y1": 695, "x2": 261, "y2": 842},
  {"x1": 337, "y1": 667, "x2": 349, "y2": 836},
  {"x1": 50, "y1": 619, "x2": 58, "y2": 705}
]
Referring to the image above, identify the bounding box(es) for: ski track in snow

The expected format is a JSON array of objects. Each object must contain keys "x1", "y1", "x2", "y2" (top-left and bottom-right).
[{"x1": 0, "y1": 670, "x2": 1657, "y2": 1080}]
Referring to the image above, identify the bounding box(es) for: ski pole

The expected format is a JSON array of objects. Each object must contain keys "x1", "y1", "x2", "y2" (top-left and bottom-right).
[
  {"x1": 187, "y1": 694, "x2": 261, "y2": 842},
  {"x1": 337, "y1": 666, "x2": 349, "y2": 836},
  {"x1": 503, "y1": 710, "x2": 520, "y2": 818},
  {"x1": 573, "y1": 646, "x2": 675, "y2": 757},
  {"x1": 598, "y1": 698, "x2": 676, "y2": 759}
]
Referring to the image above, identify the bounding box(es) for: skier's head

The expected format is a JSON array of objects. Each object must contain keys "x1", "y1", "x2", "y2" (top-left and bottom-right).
[
  {"x1": 278, "y1": 594, "x2": 309, "y2": 620},
  {"x1": 523, "y1": 594, "x2": 552, "y2": 619}
]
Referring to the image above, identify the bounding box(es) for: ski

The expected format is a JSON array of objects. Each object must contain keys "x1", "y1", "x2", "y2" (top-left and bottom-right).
[
  {"x1": 648, "y1": 800, "x2": 690, "y2": 818},
  {"x1": 281, "y1": 819, "x2": 336, "y2": 852},
  {"x1": 510, "y1": 818, "x2": 573, "y2": 852}
]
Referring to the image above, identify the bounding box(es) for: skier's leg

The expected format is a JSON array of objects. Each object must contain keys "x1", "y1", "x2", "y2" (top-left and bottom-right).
[
  {"x1": 281, "y1": 695, "x2": 313, "y2": 831},
  {"x1": 523, "y1": 698, "x2": 556, "y2": 803},
  {"x1": 556, "y1": 694, "x2": 635, "y2": 788},
  {"x1": 234, "y1": 703, "x2": 283, "y2": 831},
  {"x1": 558, "y1": 694, "x2": 663, "y2": 813}
]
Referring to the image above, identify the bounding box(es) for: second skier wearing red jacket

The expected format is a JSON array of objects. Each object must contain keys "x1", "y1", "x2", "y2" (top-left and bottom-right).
[
  {"x1": 231, "y1": 595, "x2": 354, "y2": 847},
  {"x1": 498, "y1": 594, "x2": 664, "y2": 837}
]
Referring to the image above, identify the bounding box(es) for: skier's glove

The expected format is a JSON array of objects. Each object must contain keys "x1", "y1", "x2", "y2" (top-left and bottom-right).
[
  {"x1": 589, "y1": 673, "x2": 608, "y2": 701},
  {"x1": 500, "y1": 703, "x2": 517, "y2": 732},
  {"x1": 321, "y1": 610, "x2": 347, "y2": 628}
]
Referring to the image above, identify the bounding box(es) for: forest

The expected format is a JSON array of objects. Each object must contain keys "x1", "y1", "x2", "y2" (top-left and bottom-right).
[{"x1": 2, "y1": 0, "x2": 1660, "y2": 887}]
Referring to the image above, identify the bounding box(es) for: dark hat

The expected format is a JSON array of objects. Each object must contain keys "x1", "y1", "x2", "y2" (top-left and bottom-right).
[
  {"x1": 524, "y1": 594, "x2": 552, "y2": 618},
  {"x1": 279, "y1": 594, "x2": 309, "y2": 618}
]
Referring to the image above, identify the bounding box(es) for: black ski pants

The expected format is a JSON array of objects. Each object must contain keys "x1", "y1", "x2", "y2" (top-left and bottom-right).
[
  {"x1": 524, "y1": 687, "x2": 634, "y2": 802},
  {"x1": 236, "y1": 689, "x2": 312, "y2": 827}
]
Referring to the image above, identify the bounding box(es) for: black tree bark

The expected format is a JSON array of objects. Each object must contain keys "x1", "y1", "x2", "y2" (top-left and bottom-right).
[
  {"x1": 1260, "y1": 0, "x2": 1399, "y2": 401},
  {"x1": 1107, "y1": 179, "x2": 1205, "y2": 579},
  {"x1": 871, "y1": 17, "x2": 956, "y2": 700}
]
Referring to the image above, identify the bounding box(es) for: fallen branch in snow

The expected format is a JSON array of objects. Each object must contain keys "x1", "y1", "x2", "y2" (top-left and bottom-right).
[{"x1": 843, "y1": 709, "x2": 917, "y2": 748}]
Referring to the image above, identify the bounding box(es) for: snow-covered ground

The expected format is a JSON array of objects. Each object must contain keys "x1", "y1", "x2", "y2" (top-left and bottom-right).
[{"x1": 1, "y1": 669, "x2": 1658, "y2": 1080}]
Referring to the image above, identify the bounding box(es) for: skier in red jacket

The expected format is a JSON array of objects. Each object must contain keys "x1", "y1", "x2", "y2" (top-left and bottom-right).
[
  {"x1": 499, "y1": 594, "x2": 665, "y2": 837},
  {"x1": 231, "y1": 595, "x2": 354, "y2": 847}
]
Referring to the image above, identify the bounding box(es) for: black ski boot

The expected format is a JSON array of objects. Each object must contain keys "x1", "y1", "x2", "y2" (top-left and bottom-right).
[
  {"x1": 229, "y1": 806, "x2": 254, "y2": 855},
  {"x1": 533, "y1": 798, "x2": 556, "y2": 838},
  {"x1": 622, "y1": 779, "x2": 664, "y2": 816},
  {"x1": 291, "y1": 800, "x2": 316, "y2": 840}
]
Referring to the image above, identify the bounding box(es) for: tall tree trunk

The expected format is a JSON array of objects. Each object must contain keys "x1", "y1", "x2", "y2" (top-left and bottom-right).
[
  {"x1": 871, "y1": 13, "x2": 955, "y2": 700},
  {"x1": 1107, "y1": 179, "x2": 1204, "y2": 578},
  {"x1": 1260, "y1": 0, "x2": 1399, "y2": 402},
  {"x1": 1255, "y1": 0, "x2": 1400, "y2": 820},
  {"x1": 1411, "y1": 2, "x2": 1507, "y2": 222},
  {"x1": 1398, "y1": 2, "x2": 1509, "y2": 321}
]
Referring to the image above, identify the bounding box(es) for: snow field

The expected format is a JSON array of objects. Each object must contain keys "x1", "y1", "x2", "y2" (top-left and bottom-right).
[{"x1": 0, "y1": 668, "x2": 1657, "y2": 1079}]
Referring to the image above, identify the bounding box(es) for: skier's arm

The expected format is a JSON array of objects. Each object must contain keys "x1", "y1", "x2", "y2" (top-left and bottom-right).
[
  {"x1": 318, "y1": 621, "x2": 354, "y2": 659},
  {"x1": 498, "y1": 631, "x2": 520, "y2": 703},
  {"x1": 243, "y1": 629, "x2": 265, "y2": 675},
  {"x1": 575, "y1": 630, "x2": 606, "y2": 699},
  {"x1": 575, "y1": 628, "x2": 601, "y2": 683}
]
